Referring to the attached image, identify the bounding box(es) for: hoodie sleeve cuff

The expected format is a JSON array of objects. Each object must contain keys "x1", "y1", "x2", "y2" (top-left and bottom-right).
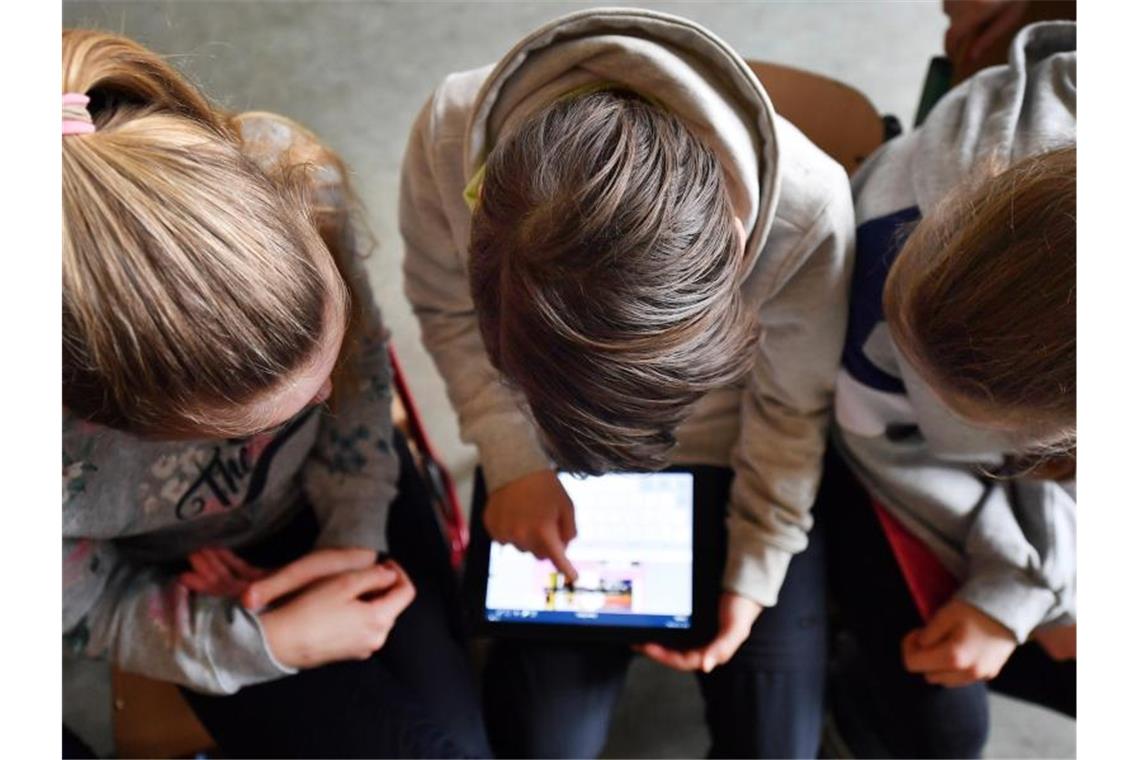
[
  {"x1": 198, "y1": 603, "x2": 296, "y2": 695},
  {"x1": 722, "y1": 539, "x2": 793, "y2": 608},
  {"x1": 956, "y1": 571, "x2": 1059, "y2": 644},
  {"x1": 472, "y1": 416, "x2": 553, "y2": 492}
]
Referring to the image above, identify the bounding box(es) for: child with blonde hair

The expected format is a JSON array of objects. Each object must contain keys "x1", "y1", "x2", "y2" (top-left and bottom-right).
[{"x1": 62, "y1": 29, "x2": 487, "y2": 757}]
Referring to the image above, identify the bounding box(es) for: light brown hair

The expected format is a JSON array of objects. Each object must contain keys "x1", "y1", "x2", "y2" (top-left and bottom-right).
[
  {"x1": 884, "y1": 144, "x2": 1076, "y2": 452},
  {"x1": 469, "y1": 89, "x2": 756, "y2": 473},
  {"x1": 63, "y1": 29, "x2": 366, "y2": 437}
]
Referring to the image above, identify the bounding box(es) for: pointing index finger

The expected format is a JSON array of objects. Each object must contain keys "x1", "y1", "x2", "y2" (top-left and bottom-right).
[{"x1": 541, "y1": 525, "x2": 578, "y2": 584}]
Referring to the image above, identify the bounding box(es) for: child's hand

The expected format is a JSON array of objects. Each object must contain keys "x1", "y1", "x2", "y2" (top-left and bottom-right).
[
  {"x1": 638, "y1": 592, "x2": 763, "y2": 673},
  {"x1": 1033, "y1": 623, "x2": 1076, "y2": 661},
  {"x1": 179, "y1": 547, "x2": 268, "y2": 599},
  {"x1": 259, "y1": 559, "x2": 416, "y2": 669},
  {"x1": 902, "y1": 598, "x2": 1017, "y2": 687},
  {"x1": 484, "y1": 470, "x2": 579, "y2": 583},
  {"x1": 241, "y1": 546, "x2": 378, "y2": 611}
]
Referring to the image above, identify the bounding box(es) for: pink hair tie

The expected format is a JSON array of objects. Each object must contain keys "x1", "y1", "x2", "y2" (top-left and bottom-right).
[{"x1": 63, "y1": 93, "x2": 95, "y2": 135}]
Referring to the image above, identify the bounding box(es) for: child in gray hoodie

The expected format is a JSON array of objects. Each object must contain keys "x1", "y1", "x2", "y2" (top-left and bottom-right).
[
  {"x1": 401, "y1": 8, "x2": 853, "y2": 757},
  {"x1": 824, "y1": 20, "x2": 1076, "y2": 758},
  {"x1": 62, "y1": 29, "x2": 487, "y2": 757}
]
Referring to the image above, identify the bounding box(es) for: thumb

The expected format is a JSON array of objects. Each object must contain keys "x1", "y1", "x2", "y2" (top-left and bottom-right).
[
  {"x1": 916, "y1": 602, "x2": 959, "y2": 648},
  {"x1": 700, "y1": 595, "x2": 759, "y2": 672},
  {"x1": 700, "y1": 626, "x2": 747, "y2": 673},
  {"x1": 700, "y1": 637, "x2": 729, "y2": 674}
]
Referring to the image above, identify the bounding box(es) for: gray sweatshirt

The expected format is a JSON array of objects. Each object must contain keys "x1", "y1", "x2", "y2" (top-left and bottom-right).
[
  {"x1": 400, "y1": 8, "x2": 854, "y2": 607},
  {"x1": 835, "y1": 22, "x2": 1076, "y2": 642},
  {"x1": 62, "y1": 113, "x2": 399, "y2": 694}
]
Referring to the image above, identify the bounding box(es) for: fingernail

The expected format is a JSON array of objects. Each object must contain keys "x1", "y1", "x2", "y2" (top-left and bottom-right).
[{"x1": 703, "y1": 656, "x2": 714, "y2": 673}]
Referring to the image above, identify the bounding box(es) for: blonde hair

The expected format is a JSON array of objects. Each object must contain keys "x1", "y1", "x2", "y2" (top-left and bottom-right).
[
  {"x1": 63, "y1": 29, "x2": 361, "y2": 437},
  {"x1": 884, "y1": 145, "x2": 1076, "y2": 452},
  {"x1": 469, "y1": 90, "x2": 755, "y2": 473}
]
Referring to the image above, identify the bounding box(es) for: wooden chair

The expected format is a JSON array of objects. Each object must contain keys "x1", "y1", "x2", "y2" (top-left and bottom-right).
[
  {"x1": 112, "y1": 669, "x2": 214, "y2": 759},
  {"x1": 747, "y1": 60, "x2": 892, "y2": 176}
]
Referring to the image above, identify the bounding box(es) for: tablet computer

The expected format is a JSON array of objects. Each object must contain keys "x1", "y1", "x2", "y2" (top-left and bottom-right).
[{"x1": 465, "y1": 466, "x2": 729, "y2": 648}]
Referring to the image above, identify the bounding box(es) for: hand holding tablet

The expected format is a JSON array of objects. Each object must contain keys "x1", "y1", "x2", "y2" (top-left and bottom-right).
[{"x1": 639, "y1": 592, "x2": 763, "y2": 672}]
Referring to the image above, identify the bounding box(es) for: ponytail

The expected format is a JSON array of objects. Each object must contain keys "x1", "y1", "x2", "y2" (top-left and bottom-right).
[{"x1": 62, "y1": 29, "x2": 349, "y2": 437}]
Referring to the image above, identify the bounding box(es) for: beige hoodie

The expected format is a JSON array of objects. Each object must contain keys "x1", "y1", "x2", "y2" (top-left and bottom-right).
[{"x1": 400, "y1": 8, "x2": 853, "y2": 607}]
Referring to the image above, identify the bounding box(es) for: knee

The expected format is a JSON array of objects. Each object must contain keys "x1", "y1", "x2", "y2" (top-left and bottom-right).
[
  {"x1": 482, "y1": 642, "x2": 628, "y2": 759},
  {"x1": 903, "y1": 686, "x2": 991, "y2": 759},
  {"x1": 925, "y1": 703, "x2": 990, "y2": 758},
  {"x1": 483, "y1": 664, "x2": 613, "y2": 759},
  {"x1": 485, "y1": 694, "x2": 609, "y2": 759},
  {"x1": 702, "y1": 666, "x2": 827, "y2": 758}
]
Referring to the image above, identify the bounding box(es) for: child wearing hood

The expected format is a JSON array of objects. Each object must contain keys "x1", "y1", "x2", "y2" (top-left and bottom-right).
[
  {"x1": 401, "y1": 8, "x2": 853, "y2": 757},
  {"x1": 825, "y1": 20, "x2": 1076, "y2": 758}
]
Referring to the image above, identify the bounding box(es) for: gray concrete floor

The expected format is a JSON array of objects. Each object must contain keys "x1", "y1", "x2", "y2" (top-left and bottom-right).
[{"x1": 62, "y1": 1, "x2": 1075, "y2": 757}]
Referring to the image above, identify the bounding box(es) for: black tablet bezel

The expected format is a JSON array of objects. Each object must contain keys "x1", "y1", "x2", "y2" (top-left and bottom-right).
[{"x1": 463, "y1": 465, "x2": 729, "y2": 649}]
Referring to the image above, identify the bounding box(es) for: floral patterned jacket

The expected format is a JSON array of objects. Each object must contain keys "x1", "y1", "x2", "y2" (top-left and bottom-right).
[{"x1": 63, "y1": 113, "x2": 398, "y2": 694}]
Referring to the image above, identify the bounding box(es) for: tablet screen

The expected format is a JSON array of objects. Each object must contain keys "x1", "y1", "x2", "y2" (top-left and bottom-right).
[{"x1": 484, "y1": 472, "x2": 694, "y2": 629}]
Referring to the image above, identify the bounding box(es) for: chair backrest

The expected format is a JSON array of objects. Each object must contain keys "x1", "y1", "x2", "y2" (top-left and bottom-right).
[{"x1": 747, "y1": 60, "x2": 884, "y2": 176}]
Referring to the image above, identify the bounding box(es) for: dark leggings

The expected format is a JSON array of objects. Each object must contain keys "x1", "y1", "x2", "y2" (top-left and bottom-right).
[
  {"x1": 820, "y1": 447, "x2": 1075, "y2": 759},
  {"x1": 181, "y1": 433, "x2": 491, "y2": 759},
  {"x1": 482, "y1": 483, "x2": 829, "y2": 759}
]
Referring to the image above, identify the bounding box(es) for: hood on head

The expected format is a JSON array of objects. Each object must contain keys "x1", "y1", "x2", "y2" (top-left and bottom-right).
[
  {"x1": 465, "y1": 7, "x2": 781, "y2": 274},
  {"x1": 912, "y1": 21, "x2": 1076, "y2": 212}
]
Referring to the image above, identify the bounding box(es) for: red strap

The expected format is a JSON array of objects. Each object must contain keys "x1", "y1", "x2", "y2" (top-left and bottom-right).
[
  {"x1": 870, "y1": 499, "x2": 958, "y2": 622},
  {"x1": 388, "y1": 346, "x2": 468, "y2": 568}
]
